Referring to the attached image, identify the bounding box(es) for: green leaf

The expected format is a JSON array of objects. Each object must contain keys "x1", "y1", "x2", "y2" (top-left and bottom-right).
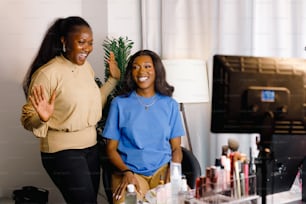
[{"x1": 98, "y1": 36, "x2": 134, "y2": 133}]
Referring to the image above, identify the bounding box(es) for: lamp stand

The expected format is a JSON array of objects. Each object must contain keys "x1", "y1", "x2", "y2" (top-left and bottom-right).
[{"x1": 180, "y1": 103, "x2": 193, "y2": 153}]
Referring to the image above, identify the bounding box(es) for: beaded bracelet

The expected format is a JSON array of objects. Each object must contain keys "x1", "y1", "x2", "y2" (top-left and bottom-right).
[{"x1": 121, "y1": 169, "x2": 134, "y2": 174}]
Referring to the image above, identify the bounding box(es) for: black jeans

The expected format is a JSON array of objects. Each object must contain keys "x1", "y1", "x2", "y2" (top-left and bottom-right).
[{"x1": 41, "y1": 144, "x2": 100, "y2": 204}]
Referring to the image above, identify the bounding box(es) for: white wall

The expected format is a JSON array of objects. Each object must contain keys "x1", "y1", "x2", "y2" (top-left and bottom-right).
[
  {"x1": 107, "y1": 0, "x2": 142, "y2": 53},
  {"x1": 82, "y1": 0, "x2": 109, "y2": 79},
  {"x1": 0, "y1": 0, "x2": 108, "y2": 203}
]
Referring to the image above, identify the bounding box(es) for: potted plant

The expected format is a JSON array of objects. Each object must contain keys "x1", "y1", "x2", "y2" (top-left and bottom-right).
[{"x1": 95, "y1": 36, "x2": 134, "y2": 135}]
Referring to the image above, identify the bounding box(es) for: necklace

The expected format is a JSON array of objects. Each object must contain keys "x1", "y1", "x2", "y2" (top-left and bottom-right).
[{"x1": 135, "y1": 92, "x2": 157, "y2": 110}]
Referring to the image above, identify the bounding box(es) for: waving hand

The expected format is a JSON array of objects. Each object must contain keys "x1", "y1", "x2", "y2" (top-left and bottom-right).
[
  {"x1": 108, "y1": 52, "x2": 121, "y2": 80},
  {"x1": 29, "y1": 85, "x2": 56, "y2": 122}
]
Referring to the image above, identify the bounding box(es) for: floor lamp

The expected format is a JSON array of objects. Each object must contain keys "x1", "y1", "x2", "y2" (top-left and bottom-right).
[{"x1": 163, "y1": 59, "x2": 210, "y2": 153}]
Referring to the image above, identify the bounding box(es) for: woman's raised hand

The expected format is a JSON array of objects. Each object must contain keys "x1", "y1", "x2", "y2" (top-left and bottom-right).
[
  {"x1": 108, "y1": 51, "x2": 121, "y2": 80},
  {"x1": 29, "y1": 85, "x2": 56, "y2": 122}
]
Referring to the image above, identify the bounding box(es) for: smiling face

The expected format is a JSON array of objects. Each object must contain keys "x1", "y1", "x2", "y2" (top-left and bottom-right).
[
  {"x1": 132, "y1": 55, "x2": 156, "y2": 96},
  {"x1": 62, "y1": 26, "x2": 93, "y2": 65}
]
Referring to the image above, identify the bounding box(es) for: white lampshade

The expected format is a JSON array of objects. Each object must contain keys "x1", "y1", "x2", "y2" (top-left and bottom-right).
[{"x1": 163, "y1": 59, "x2": 210, "y2": 103}]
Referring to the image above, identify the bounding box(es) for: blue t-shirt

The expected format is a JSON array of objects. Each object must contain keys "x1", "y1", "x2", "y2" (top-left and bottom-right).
[{"x1": 102, "y1": 91, "x2": 185, "y2": 176}]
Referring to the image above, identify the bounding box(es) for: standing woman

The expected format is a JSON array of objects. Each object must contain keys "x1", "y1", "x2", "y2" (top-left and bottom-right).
[
  {"x1": 21, "y1": 16, "x2": 120, "y2": 203},
  {"x1": 102, "y1": 50, "x2": 185, "y2": 204}
]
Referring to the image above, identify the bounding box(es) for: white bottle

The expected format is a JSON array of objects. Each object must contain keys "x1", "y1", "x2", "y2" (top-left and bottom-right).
[
  {"x1": 170, "y1": 162, "x2": 182, "y2": 197},
  {"x1": 125, "y1": 184, "x2": 137, "y2": 204},
  {"x1": 156, "y1": 180, "x2": 166, "y2": 204},
  {"x1": 178, "y1": 175, "x2": 189, "y2": 204},
  {"x1": 180, "y1": 175, "x2": 188, "y2": 193}
]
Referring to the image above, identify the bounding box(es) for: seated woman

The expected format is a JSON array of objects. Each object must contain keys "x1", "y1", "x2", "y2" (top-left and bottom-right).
[{"x1": 102, "y1": 49, "x2": 185, "y2": 204}]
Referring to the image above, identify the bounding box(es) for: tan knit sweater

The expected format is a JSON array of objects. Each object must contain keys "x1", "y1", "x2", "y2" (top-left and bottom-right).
[{"x1": 21, "y1": 55, "x2": 117, "y2": 153}]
